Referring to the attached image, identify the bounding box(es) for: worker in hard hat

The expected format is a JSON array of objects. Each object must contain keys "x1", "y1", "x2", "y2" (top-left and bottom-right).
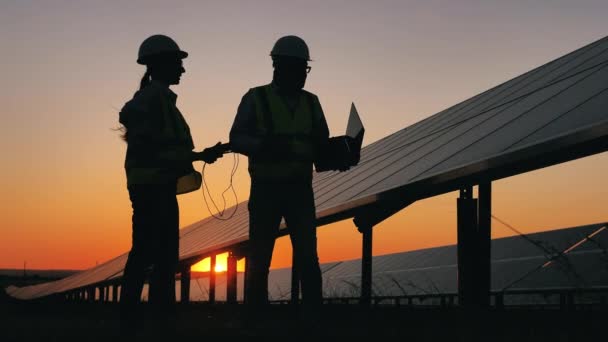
[
  {"x1": 230, "y1": 35, "x2": 346, "y2": 316},
  {"x1": 118, "y1": 34, "x2": 225, "y2": 335}
]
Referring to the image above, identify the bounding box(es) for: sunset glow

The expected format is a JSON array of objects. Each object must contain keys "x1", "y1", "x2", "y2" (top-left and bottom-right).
[
  {"x1": 2, "y1": 1, "x2": 608, "y2": 271},
  {"x1": 190, "y1": 253, "x2": 246, "y2": 273}
]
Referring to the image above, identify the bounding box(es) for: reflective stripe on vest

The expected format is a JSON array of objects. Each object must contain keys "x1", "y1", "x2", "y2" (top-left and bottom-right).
[{"x1": 249, "y1": 85, "x2": 315, "y2": 181}]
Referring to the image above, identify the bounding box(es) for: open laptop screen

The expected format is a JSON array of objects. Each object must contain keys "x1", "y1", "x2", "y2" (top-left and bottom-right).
[
  {"x1": 346, "y1": 103, "x2": 364, "y2": 138},
  {"x1": 346, "y1": 102, "x2": 364, "y2": 153},
  {"x1": 314, "y1": 102, "x2": 365, "y2": 172}
]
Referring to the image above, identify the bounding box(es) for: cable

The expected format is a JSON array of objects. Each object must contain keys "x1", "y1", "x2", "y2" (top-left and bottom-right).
[
  {"x1": 201, "y1": 152, "x2": 240, "y2": 221},
  {"x1": 189, "y1": 278, "x2": 207, "y2": 301},
  {"x1": 492, "y1": 215, "x2": 592, "y2": 291},
  {"x1": 491, "y1": 215, "x2": 556, "y2": 257},
  {"x1": 201, "y1": 153, "x2": 239, "y2": 220}
]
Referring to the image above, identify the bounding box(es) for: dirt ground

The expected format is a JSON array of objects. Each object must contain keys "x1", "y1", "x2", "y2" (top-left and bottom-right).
[{"x1": 0, "y1": 296, "x2": 605, "y2": 341}]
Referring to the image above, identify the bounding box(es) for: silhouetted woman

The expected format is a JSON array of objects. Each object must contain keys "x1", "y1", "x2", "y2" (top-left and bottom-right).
[{"x1": 117, "y1": 34, "x2": 223, "y2": 335}]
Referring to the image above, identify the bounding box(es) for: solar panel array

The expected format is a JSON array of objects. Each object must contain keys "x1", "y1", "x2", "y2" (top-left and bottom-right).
[
  {"x1": 7, "y1": 35, "x2": 608, "y2": 300},
  {"x1": 265, "y1": 223, "x2": 608, "y2": 300},
  {"x1": 7, "y1": 204, "x2": 250, "y2": 300},
  {"x1": 312, "y1": 35, "x2": 608, "y2": 217},
  {"x1": 100, "y1": 223, "x2": 607, "y2": 302}
]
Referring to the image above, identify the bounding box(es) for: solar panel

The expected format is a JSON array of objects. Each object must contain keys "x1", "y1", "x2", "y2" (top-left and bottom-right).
[
  {"x1": 266, "y1": 223, "x2": 608, "y2": 299},
  {"x1": 313, "y1": 35, "x2": 608, "y2": 218},
  {"x1": 7, "y1": 204, "x2": 250, "y2": 300},
  {"x1": 8, "y1": 35, "x2": 608, "y2": 300}
]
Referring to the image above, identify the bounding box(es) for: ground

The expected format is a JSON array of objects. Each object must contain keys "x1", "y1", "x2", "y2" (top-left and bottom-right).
[{"x1": 0, "y1": 292, "x2": 605, "y2": 341}]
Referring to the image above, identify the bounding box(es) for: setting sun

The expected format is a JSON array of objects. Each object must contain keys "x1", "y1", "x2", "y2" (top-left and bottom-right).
[{"x1": 190, "y1": 252, "x2": 245, "y2": 273}]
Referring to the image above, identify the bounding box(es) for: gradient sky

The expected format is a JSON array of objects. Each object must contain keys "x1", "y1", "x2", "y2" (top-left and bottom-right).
[{"x1": 2, "y1": 0, "x2": 608, "y2": 270}]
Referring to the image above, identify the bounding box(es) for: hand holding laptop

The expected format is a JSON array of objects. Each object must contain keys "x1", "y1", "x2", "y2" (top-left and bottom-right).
[{"x1": 315, "y1": 102, "x2": 365, "y2": 172}]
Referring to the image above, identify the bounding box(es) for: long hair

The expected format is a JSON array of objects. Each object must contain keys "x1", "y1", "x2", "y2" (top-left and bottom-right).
[
  {"x1": 118, "y1": 69, "x2": 152, "y2": 142},
  {"x1": 139, "y1": 69, "x2": 152, "y2": 91}
]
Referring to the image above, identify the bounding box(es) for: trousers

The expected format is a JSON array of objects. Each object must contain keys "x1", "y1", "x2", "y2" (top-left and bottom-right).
[
  {"x1": 120, "y1": 183, "x2": 179, "y2": 323},
  {"x1": 245, "y1": 181, "x2": 322, "y2": 307}
]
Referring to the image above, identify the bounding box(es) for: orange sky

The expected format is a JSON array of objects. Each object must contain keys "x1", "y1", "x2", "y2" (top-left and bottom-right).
[{"x1": 2, "y1": 1, "x2": 608, "y2": 271}]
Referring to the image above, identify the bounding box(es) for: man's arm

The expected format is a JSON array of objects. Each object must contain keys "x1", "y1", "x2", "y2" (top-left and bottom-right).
[
  {"x1": 310, "y1": 95, "x2": 332, "y2": 171},
  {"x1": 312, "y1": 96, "x2": 330, "y2": 144},
  {"x1": 311, "y1": 95, "x2": 353, "y2": 172},
  {"x1": 229, "y1": 90, "x2": 264, "y2": 157}
]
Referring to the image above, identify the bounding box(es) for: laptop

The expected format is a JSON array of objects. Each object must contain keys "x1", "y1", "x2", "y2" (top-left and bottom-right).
[
  {"x1": 345, "y1": 102, "x2": 365, "y2": 156},
  {"x1": 316, "y1": 102, "x2": 365, "y2": 172}
]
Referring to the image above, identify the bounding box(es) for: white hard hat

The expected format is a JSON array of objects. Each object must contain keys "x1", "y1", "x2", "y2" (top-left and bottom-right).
[
  {"x1": 137, "y1": 34, "x2": 188, "y2": 65},
  {"x1": 270, "y1": 35, "x2": 311, "y2": 61}
]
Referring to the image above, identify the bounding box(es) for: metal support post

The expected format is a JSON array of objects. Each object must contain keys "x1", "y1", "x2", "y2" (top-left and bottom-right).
[
  {"x1": 209, "y1": 254, "x2": 216, "y2": 304},
  {"x1": 112, "y1": 284, "x2": 118, "y2": 303},
  {"x1": 457, "y1": 186, "x2": 477, "y2": 308},
  {"x1": 356, "y1": 220, "x2": 373, "y2": 307},
  {"x1": 227, "y1": 252, "x2": 238, "y2": 303}
]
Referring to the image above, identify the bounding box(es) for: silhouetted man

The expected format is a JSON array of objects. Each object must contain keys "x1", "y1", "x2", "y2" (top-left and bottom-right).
[{"x1": 230, "y1": 35, "x2": 335, "y2": 315}]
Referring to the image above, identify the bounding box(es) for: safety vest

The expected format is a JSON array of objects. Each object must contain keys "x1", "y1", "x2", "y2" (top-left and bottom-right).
[
  {"x1": 123, "y1": 83, "x2": 200, "y2": 193},
  {"x1": 249, "y1": 85, "x2": 316, "y2": 182}
]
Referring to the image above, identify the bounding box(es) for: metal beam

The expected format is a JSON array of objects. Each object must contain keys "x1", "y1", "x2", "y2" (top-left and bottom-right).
[
  {"x1": 324, "y1": 197, "x2": 414, "y2": 232},
  {"x1": 353, "y1": 126, "x2": 608, "y2": 225}
]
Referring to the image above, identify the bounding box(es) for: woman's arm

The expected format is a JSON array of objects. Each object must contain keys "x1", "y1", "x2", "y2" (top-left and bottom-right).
[{"x1": 121, "y1": 90, "x2": 223, "y2": 165}]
